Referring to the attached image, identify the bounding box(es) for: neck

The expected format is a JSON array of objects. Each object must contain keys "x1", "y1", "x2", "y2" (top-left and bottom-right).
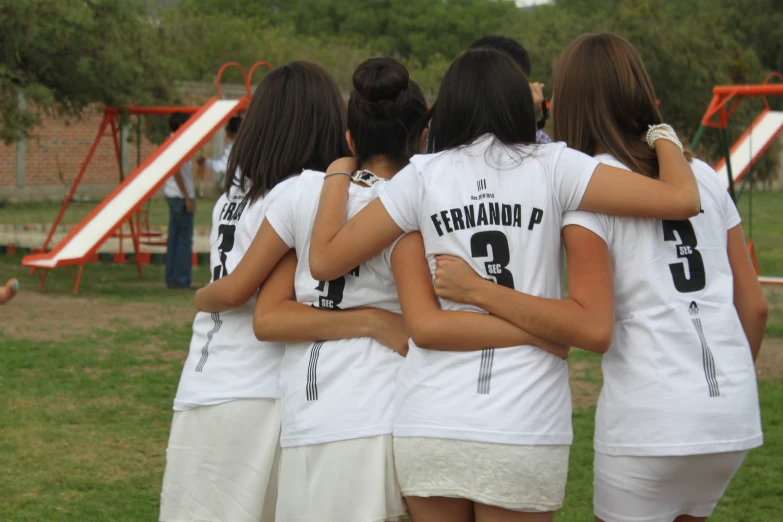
[
  {"x1": 594, "y1": 144, "x2": 609, "y2": 155},
  {"x1": 357, "y1": 156, "x2": 398, "y2": 180}
]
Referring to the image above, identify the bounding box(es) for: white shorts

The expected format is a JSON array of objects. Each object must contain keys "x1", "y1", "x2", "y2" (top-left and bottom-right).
[
  {"x1": 159, "y1": 398, "x2": 281, "y2": 522},
  {"x1": 393, "y1": 437, "x2": 569, "y2": 512},
  {"x1": 593, "y1": 450, "x2": 748, "y2": 522},
  {"x1": 276, "y1": 434, "x2": 408, "y2": 522}
]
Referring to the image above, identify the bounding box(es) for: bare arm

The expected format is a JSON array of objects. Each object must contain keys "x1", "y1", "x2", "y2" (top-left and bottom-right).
[
  {"x1": 727, "y1": 225, "x2": 767, "y2": 360},
  {"x1": 309, "y1": 175, "x2": 404, "y2": 281},
  {"x1": 434, "y1": 225, "x2": 615, "y2": 353},
  {"x1": 579, "y1": 140, "x2": 700, "y2": 220},
  {"x1": 393, "y1": 233, "x2": 569, "y2": 358},
  {"x1": 194, "y1": 219, "x2": 291, "y2": 312},
  {"x1": 253, "y1": 250, "x2": 409, "y2": 355}
]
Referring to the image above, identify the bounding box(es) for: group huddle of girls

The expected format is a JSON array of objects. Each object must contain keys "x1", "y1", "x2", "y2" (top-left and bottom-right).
[{"x1": 158, "y1": 32, "x2": 767, "y2": 522}]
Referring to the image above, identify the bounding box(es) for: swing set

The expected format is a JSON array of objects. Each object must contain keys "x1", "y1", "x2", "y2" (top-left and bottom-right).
[{"x1": 690, "y1": 73, "x2": 783, "y2": 286}]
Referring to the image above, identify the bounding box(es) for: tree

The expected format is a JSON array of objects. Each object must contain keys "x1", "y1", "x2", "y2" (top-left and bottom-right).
[{"x1": 0, "y1": 0, "x2": 180, "y2": 144}]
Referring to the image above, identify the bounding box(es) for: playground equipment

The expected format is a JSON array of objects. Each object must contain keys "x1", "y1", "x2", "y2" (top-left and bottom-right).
[
  {"x1": 691, "y1": 73, "x2": 783, "y2": 286},
  {"x1": 22, "y1": 62, "x2": 272, "y2": 293}
]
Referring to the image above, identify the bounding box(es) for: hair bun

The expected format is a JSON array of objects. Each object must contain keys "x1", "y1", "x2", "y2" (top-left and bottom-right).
[{"x1": 352, "y1": 57, "x2": 410, "y2": 103}]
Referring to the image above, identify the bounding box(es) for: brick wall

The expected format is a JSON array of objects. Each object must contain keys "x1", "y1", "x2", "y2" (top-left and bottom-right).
[{"x1": 0, "y1": 82, "x2": 246, "y2": 201}]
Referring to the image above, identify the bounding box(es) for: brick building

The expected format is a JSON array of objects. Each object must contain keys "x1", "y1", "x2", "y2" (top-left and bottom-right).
[{"x1": 0, "y1": 82, "x2": 247, "y2": 202}]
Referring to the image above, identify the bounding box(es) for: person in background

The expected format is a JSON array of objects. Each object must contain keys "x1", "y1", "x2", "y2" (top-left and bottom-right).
[
  {"x1": 469, "y1": 35, "x2": 552, "y2": 144},
  {"x1": 198, "y1": 115, "x2": 241, "y2": 188},
  {"x1": 0, "y1": 279, "x2": 18, "y2": 304},
  {"x1": 164, "y1": 112, "x2": 196, "y2": 289}
]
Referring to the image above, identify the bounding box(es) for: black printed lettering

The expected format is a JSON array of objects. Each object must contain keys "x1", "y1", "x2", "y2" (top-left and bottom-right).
[
  {"x1": 528, "y1": 208, "x2": 544, "y2": 230},
  {"x1": 477, "y1": 204, "x2": 488, "y2": 226},
  {"x1": 431, "y1": 214, "x2": 445, "y2": 237},
  {"x1": 464, "y1": 205, "x2": 476, "y2": 228},
  {"x1": 440, "y1": 210, "x2": 454, "y2": 233},
  {"x1": 488, "y1": 203, "x2": 500, "y2": 225},
  {"x1": 513, "y1": 204, "x2": 522, "y2": 228},
  {"x1": 224, "y1": 202, "x2": 237, "y2": 222},
  {"x1": 501, "y1": 204, "x2": 512, "y2": 226},
  {"x1": 450, "y1": 208, "x2": 465, "y2": 231}
]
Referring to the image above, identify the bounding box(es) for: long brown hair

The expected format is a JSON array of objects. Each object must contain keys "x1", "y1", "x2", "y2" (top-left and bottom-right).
[
  {"x1": 553, "y1": 33, "x2": 689, "y2": 178},
  {"x1": 226, "y1": 61, "x2": 350, "y2": 202}
]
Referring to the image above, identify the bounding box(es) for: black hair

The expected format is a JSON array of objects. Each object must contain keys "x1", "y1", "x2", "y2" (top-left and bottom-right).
[
  {"x1": 419, "y1": 48, "x2": 536, "y2": 154},
  {"x1": 347, "y1": 57, "x2": 428, "y2": 170},
  {"x1": 225, "y1": 116, "x2": 241, "y2": 136},
  {"x1": 168, "y1": 112, "x2": 190, "y2": 133},
  {"x1": 469, "y1": 35, "x2": 531, "y2": 77},
  {"x1": 225, "y1": 61, "x2": 350, "y2": 202}
]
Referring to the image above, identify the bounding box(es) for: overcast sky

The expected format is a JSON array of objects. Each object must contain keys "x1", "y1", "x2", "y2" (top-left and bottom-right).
[{"x1": 515, "y1": 0, "x2": 553, "y2": 6}]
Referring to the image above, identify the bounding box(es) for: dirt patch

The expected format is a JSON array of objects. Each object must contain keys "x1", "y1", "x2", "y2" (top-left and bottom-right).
[
  {"x1": 0, "y1": 291, "x2": 196, "y2": 341},
  {"x1": 756, "y1": 338, "x2": 783, "y2": 380},
  {"x1": 568, "y1": 359, "x2": 603, "y2": 409}
]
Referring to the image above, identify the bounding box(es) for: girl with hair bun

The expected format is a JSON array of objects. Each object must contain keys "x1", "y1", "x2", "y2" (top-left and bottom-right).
[
  {"x1": 194, "y1": 56, "x2": 561, "y2": 521},
  {"x1": 310, "y1": 47, "x2": 700, "y2": 521}
]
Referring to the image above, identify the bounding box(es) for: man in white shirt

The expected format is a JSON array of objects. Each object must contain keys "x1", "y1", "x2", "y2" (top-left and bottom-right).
[
  {"x1": 197, "y1": 116, "x2": 241, "y2": 188},
  {"x1": 163, "y1": 112, "x2": 196, "y2": 289}
]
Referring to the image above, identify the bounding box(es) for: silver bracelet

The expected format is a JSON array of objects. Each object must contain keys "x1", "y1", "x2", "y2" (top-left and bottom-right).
[
  {"x1": 646, "y1": 124, "x2": 684, "y2": 152},
  {"x1": 323, "y1": 171, "x2": 352, "y2": 180}
]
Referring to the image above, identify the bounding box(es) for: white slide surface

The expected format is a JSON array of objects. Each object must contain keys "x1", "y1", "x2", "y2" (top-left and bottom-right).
[
  {"x1": 24, "y1": 99, "x2": 240, "y2": 269},
  {"x1": 714, "y1": 110, "x2": 783, "y2": 190}
]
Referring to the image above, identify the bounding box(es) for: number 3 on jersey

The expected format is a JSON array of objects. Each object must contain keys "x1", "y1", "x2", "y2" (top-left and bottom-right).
[
  {"x1": 315, "y1": 278, "x2": 345, "y2": 310},
  {"x1": 471, "y1": 231, "x2": 515, "y2": 289},
  {"x1": 470, "y1": 231, "x2": 514, "y2": 395},
  {"x1": 212, "y1": 224, "x2": 236, "y2": 281},
  {"x1": 662, "y1": 219, "x2": 706, "y2": 293}
]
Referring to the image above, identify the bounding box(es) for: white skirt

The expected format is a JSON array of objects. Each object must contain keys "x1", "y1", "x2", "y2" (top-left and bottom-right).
[
  {"x1": 593, "y1": 450, "x2": 748, "y2": 522},
  {"x1": 393, "y1": 437, "x2": 569, "y2": 512},
  {"x1": 276, "y1": 435, "x2": 408, "y2": 522},
  {"x1": 159, "y1": 398, "x2": 281, "y2": 522}
]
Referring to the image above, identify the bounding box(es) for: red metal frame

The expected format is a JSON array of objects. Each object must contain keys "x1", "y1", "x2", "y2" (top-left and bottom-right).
[
  {"x1": 698, "y1": 74, "x2": 783, "y2": 287},
  {"x1": 25, "y1": 61, "x2": 270, "y2": 293},
  {"x1": 700, "y1": 80, "x2": 783, "y2": 129}
]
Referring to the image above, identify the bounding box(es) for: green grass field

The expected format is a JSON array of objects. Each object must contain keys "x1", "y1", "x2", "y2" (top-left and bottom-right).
[
  {"x1": 0, "y1": 192, "x2": 781, "y2": 521},
  {"x1": 0, "y1": 197, "x2": 215, "y2": 230}
]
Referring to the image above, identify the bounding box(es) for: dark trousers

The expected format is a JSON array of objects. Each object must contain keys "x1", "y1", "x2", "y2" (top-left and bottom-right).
[{"x1": 165, "y1": 197, "x2": 194, "y2": 288}]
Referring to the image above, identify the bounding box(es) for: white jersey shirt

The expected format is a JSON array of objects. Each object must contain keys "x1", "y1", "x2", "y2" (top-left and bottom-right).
[
  {"x1": 163, "y1": 160, "x2": 195, "y2": 200},
  {"x1": 564, "y1": 155, "x2": 763, "y2": 456},
  {"x1": 173, "y1": 178, "x2": 296, "y2": 410},
  {"x1": 378, "y1": 136, "x2": 599, "y2": 446},
  {"x1": 265, "y1": 170, "x2": 403, "y2": 448},
  {"x1": 205, "y1": 143, "x2": 232, "y2": 185}
]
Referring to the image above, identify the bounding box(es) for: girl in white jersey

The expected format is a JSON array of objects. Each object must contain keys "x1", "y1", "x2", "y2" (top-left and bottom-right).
[
  {"x1": 160, "y1": 61, "x2": 409, "y2": 522},
  {"x1": 433, "y1": 34, "x2": 768, "y2": 522},
  {"x1": 309, "y1": 48, "x2": 700, "y2": 522},
  {"x1": 195, "y1": 57, "x2": 564, "y2": 522}
]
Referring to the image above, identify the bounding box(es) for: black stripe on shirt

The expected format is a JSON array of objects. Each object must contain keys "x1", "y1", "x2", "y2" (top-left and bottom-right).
[
  {"x1": 196, "y1": 312, "x2": 222, "y2": 372},
  {"x1": 306, "y1": 341, "x2": 324, "y2": 401},
  {"x1": 692, "y1": 317, "x2": 720, "y2": 397},
  {"x1": 477, "y1": 348, "x2": 495, "y2": 394}
]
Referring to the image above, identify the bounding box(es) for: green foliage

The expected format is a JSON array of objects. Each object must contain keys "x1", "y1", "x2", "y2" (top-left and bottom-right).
[
  {"x1": 4, "y1": 0, "x2": 783, "y2": 164},
  {"x1": 0, "y1": 0, "x2": 180, "y2": 144}
]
